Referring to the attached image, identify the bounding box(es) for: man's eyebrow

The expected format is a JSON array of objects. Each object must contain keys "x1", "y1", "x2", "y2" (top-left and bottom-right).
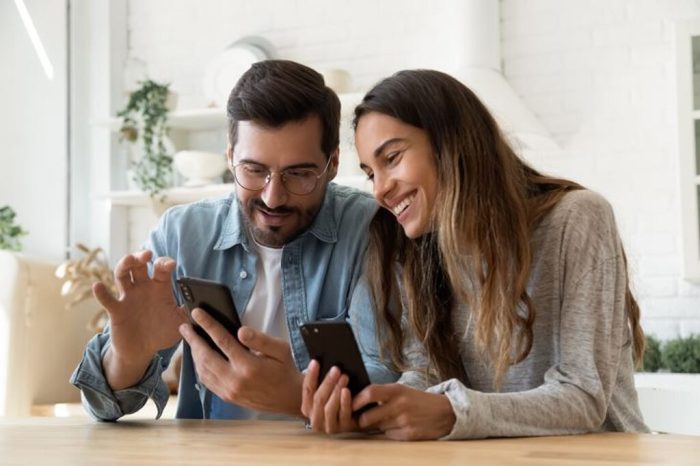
[{"x1": 236, "y1": 158, "x2": 320, "y2": 170}]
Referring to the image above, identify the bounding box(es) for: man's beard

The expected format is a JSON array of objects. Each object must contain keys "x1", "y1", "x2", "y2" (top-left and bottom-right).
[{"x1": 240, "y1": 197, "x2": 317, "y2": 248}]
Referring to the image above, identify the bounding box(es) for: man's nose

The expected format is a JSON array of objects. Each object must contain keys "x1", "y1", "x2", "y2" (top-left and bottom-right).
[{"x1": 260, "y1": 172, "x2": 288, "y2": 209}]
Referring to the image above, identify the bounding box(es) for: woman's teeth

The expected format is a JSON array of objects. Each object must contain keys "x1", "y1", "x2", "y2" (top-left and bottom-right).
[{"x1": 392, "y1": 195, "x2": 415, "y2": 216}]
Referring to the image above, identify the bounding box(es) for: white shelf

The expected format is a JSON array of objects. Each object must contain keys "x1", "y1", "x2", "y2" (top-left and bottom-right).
[
  {"x1": 169, "y1": 107, "x2": 227, "y2": 129},
  {"x1": 103, "y1": 176, "x2": 371, "y2": 208},
  {"x1": 94, "y1": 107, "x2": 227, "y2": 132},
  {"x1": 103, "y1": 184, "x2": 235, "y2": 207},
  {"x1": 94, "y1": 92, "x2": 364, "y2": 133}
]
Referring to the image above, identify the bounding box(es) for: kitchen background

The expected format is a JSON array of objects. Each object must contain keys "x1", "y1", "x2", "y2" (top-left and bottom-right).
[{"x1": 2, "y1": 0, "x2": 700, "y2": 341}]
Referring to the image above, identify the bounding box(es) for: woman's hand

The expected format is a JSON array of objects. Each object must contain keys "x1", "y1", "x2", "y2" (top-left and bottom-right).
[
  {"x1": 301, "y1": 360, "x2": 361, "y2": 434},
  {"x1": 353, "y1": 384, "x2": 456, "y2": 441}
]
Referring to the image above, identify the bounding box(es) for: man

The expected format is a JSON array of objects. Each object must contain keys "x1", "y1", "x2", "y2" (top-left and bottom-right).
[{"x1": 71, "y1": 60, "x2": 395, "y2": 420}]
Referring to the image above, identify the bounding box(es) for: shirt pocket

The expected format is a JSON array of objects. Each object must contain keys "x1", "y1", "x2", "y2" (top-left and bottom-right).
[{"x1": 310, "y1": 310, "x2": 347, "y2": 322}]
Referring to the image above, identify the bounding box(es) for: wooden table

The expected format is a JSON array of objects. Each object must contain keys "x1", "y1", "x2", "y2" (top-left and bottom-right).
[{"x1": 1, "y1": 418, "x2": 699, "y2": 466}]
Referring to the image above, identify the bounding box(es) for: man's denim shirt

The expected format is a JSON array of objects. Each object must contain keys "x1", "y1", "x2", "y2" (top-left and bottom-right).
[{"x1": 70, "y1": 183, "x2": 397, "y2": 421}]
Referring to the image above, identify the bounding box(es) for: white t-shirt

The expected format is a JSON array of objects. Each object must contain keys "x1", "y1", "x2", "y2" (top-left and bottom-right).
[{"x1": 241, "y1": 241, "x2": 289, "y2": 342}]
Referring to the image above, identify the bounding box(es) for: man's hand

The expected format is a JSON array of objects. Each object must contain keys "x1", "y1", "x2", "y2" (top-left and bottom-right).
[
  {"x1": 353, "y1": 384, "x2": 456, "y2": 441},
  {"x1": 179, "y1": 308, "x2": 303, "y2": 416},
  {"x1": 96, "y1": 250, "x2": 188, "y2": 390}
]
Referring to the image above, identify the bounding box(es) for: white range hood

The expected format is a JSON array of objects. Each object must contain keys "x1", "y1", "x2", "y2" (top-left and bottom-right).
[{"x1": 452, "y1": 0, "x2": 558, "y2": 153}]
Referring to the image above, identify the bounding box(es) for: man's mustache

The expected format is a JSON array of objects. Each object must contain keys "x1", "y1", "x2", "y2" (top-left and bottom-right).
[{"x1": 251, "y1": 199, "x2": 295, "y2": 215}]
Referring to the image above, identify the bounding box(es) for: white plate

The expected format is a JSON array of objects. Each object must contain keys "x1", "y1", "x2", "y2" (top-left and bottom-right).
[{"x1": 202, "y1": 42, "x2": 269, "y2": 107}]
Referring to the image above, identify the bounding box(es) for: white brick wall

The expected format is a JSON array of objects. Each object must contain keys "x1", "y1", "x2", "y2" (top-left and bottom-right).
[
  {"x1": 501, "y1": 0, "x2": 700, "y2": 340},
  {"x1": 123, "y1": 0, "x2": 700, "y2": 340},
  {"x1": 125, "y1": 0, "x2": 465, "y2": 108}
]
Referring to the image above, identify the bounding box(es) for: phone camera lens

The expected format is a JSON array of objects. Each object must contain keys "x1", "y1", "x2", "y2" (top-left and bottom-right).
[{"x1": 181, "y1": 285, "x2": 193, "y2": 302}]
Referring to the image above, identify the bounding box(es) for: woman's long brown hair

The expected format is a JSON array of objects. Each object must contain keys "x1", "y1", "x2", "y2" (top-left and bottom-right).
[{"x1": 354, "y1": 70, "x2": 644, "y2": 386}]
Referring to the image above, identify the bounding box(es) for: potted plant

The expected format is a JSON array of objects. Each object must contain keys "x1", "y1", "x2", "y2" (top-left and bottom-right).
[
  {"x1": 0, "y1": 205, "x2": 27, "y2": 251},
  {"x1": 117, "y1": 79, "x2": 175, "y2": 197},
  {"x1": 639, "y1": 334, "x2": 700, "y2": 374},
  {"x1": 635, "y1": 334, "x2": 700, "y2": 434},
  {"x1": 642, "y1": 334, "x2": 662, "y2": 372}
]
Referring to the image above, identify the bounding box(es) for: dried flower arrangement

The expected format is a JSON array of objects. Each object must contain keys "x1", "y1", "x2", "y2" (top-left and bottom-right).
[{"x1": 55, "y1": 243, "x2": 115, "y2": 333}]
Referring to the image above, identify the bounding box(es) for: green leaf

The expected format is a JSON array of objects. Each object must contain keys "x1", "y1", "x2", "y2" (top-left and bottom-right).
[
  {"x1": 661, "y1": 335, "x2": 700, "y2": 373},
  {"x1": 116, "y1": 78, "x2": 173, "y2": 196},
  {"x1": 0, "y1": 205, "x2": 27, "y2": 251},
  {"x1": 641, "y1": 335, "x2": 662, "y2": 372}
]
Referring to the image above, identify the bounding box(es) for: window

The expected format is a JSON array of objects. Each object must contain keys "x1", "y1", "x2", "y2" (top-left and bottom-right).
[{"x1": 677, "y1": 21, "x2": 700, "y2": 282}]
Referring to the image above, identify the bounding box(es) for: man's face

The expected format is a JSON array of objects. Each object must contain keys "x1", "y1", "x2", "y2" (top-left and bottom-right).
[{"x1": 228, "y1": 115, "x2": 338, "y2": 248}]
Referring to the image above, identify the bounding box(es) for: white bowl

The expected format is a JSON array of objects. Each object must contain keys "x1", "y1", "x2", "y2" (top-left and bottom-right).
[{"x1": 173, "y1": 150, "x2": 228, "y2": 187}]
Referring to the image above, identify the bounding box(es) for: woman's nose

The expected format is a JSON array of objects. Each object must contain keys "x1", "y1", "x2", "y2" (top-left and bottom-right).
[{"x1": 372, "y1": 171, "x2": 393, "y2": 204}]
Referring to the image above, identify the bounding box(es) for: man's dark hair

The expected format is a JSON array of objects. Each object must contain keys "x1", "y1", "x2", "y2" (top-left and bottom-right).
[{"x1": 227, "y1": 60, "x2": 340, "y2": 158}]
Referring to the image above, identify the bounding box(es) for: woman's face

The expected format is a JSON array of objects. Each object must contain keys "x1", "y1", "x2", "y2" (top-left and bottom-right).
[{"x1": 355, "y1": 111, "x2": 439, "y2": 239}]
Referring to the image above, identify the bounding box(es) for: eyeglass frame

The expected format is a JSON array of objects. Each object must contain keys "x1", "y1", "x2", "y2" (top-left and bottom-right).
[{"x1": 231, "y1": 156, "x2": 333, "y2": 196}]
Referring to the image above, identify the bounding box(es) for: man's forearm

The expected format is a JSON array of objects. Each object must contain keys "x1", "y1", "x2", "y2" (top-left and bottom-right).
[{"x1": 102, "y1": 346, "x2": 154, "y2": 391}]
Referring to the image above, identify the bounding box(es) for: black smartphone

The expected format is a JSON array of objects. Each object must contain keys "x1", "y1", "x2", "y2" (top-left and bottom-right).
[
  {"x1": 176, "y1": 277, "x2": 243, "y2": 356},
  {"x1": 300, "y1": 321, "x2": 376, "y2": 415}
]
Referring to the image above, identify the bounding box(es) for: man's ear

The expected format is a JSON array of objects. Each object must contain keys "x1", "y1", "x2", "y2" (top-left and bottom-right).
[
  {"x1": 328, "y1": 148, "x2": 339, "y2": 180},
  {"x1": 226, "y1": 144, "x2": 234, "y2": 171}
]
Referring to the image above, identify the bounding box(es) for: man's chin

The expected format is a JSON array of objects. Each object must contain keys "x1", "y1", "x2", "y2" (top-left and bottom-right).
[{"x1": 251, "y1": 225, "x2": 293, "y2": 248}]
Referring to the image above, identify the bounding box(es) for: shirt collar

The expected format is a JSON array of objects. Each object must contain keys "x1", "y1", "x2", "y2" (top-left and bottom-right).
[{"x1": 213, "y1": 184, "x2": 338, "y2": 251}]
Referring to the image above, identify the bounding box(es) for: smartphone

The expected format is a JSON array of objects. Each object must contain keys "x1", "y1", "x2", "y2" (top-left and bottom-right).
[
  {"x1": 176, "y1": 277, "x2": 243, "y2": 356},
  {"x1": 300, "y1": 321, "x2": 376, "y2": 414}
]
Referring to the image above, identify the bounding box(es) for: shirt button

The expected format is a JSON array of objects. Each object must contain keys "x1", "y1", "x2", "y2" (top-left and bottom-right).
[{"x1": 239, "y1": 270, "x2": 248, "y2": 279}]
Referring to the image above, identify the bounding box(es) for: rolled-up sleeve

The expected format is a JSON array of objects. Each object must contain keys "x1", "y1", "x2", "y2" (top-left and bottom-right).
[{"x1": 70, "y1": 330, "x2": 173, "y2": 421}]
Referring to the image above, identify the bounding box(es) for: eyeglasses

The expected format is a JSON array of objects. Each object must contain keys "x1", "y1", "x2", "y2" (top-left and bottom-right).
[{"x1": 232, "y1": 157, "x2": 332, "y2": 196}]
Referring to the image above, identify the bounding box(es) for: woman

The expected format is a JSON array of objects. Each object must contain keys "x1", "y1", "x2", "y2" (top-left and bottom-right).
[{"x1": 301, "y1": 69, "x2": 648, "y2": 440}]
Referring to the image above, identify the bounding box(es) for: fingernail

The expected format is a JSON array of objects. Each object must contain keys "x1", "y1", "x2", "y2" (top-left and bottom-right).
[
  {"x1": 192, "y1": 308, "x2": 205, "y2": 322},
  {"x1": 239, "y1": 327, "x2": 252, "y2": 341}
]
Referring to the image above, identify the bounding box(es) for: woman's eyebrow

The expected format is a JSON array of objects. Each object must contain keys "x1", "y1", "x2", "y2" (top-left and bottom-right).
[{"x1": 372, "y1": 138, "x2": 405, "y2": 158}]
